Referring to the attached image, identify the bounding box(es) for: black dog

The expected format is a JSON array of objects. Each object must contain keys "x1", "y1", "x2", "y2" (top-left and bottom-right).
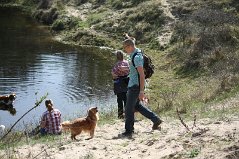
[{"x1": 0, "y1": 93, "x2": 17, "y2": 115}]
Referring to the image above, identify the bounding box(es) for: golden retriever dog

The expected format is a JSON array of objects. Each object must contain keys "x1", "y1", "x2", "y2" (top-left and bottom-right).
[{"x1": 61, "y1": 107, "x2": 99, "y2": 140}]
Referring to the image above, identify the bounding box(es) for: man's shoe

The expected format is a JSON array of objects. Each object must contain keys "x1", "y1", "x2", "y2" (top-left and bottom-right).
[
  {"x1": 121, "y1": 131, "x2": 133, "y2": 137},
  {"x1": 152, "y1": 119, "x2": 163, "y2": 130}
]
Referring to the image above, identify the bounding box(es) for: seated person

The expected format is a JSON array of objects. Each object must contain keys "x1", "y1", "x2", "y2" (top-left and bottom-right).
[{"x1": 40, "y1": 99, "x2": 62, "y2": 135}]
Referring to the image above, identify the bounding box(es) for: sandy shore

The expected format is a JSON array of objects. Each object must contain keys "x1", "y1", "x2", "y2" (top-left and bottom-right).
[{"x1": 1, "y1": 116, "x2": 238, "y2": 159}]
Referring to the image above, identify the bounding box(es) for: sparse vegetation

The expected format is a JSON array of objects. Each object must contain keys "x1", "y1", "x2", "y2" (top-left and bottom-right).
[{"x1": 188, "y1": 148, "x2": 200, "y2": 158}]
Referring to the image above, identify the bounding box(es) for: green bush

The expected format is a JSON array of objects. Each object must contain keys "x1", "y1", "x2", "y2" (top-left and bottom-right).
[
  {"x1": 170, "y1": 7, "x2": 239, "y2": 76},
  {"x1": 33, "y1": 8, "x2": 58, "y2": 25},
  {"x1": 51, "y1": 19, "x2": 65, "y2": 31},
  {"x1": 111, "y1": 0, "x2": 123, "y2": 9},
  {"x1": 87, "y1": 13, "x2": 104, "y2": 25},
  {"x1": 74, "y1": 0, "x2": 88, "y2": 6}
]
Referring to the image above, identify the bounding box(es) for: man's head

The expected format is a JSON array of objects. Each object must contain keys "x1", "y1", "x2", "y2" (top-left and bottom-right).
[
  {"x1": 123, "y1": 39, "x2": 135, "y2": 54},
  {"x1": 45, "y1": 99, "x2": 53, "y2": 111}
]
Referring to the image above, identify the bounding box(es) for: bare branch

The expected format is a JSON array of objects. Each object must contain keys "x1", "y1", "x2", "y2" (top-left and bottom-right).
[
  {"x1": 176, "y1": 107, "x2": 191, "y2": 132},
  {"x1": 192, "y1": 114, "x2": 197, "y2": 130}
]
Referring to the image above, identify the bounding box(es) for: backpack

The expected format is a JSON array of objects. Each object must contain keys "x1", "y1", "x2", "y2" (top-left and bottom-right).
[
  {"x1": 113, "y1": 75, "x2": 129, "y2": 94},
  {"x1": 132, "y1": 51, "x2": 155, "y2": 79}
]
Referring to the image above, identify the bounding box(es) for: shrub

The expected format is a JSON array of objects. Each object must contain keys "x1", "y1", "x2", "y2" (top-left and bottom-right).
[
  {"x1": 87, "y1": 13, "x2": 105, "y2": 25},
  {"x1": 51, "y1": 19, "x2": 65, "y2": 31},
  {"x1": 111, "y1": 0, "x2": 123, "y2": 9},
  {"x1": 37, "y1": 0, "x2": 52, "y2": 9},
  {"x1": 190, "y1": 8, "x2": 238, "y2": 26},
  {"x1": 170, "y1": 7, "x2": 239, "y2": 76},
  {"x1": 33, "y1": 8, "x2": 58, "y2": 25},
  {"x1": 74, "y1": 0, "x2": 88, "y2": 6}
]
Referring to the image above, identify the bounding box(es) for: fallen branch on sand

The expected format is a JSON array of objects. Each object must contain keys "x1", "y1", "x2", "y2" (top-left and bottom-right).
[
  {"x1": 176, "y1": 107, "x2": 191, "y2": 132},
  {"x1": 192, "y1": 128, "x2": 209, "y2": 137},
  {"x1": 176, "y1": 107, "x2": 209, "y2": 137}
]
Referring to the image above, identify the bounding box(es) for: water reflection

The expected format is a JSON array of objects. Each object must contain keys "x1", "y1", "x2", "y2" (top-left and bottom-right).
[{"x1": 0, "y1": 7, "x2": 115, "y2": 128}]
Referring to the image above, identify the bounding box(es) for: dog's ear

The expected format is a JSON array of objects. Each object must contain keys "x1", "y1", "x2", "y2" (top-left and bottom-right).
[{"x1": 91, "y1": 107, "x2": 98, "y2": 113}]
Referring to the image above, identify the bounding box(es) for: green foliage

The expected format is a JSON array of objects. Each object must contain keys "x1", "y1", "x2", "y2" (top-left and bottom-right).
[
  {"x1": 188, "y1": 148, "x2": 200, "y2": 158},
  {"x1": 98, "y1": 107, "x2": 117, "y2": 125},
  {"x1": 127, "y1": 5, "x2": 164, "y2": 25},
  {"x1": 159, "y1": 88, "x2": 178, "y2": 111},
  {"x1": 109, "y1": 0, "x2": 149, "y2": 9},
  {"x1": 109, "y1": 3, "x2": 166, "y2": 43},
  {"x1": 55, "y1": 0, "x2": 65, "y2": 10},
  {"x1": 171, "y1": 7, "x2": 239, "y2": 77},
  {"x1": 87, "y1": 13, "x2": 104, "y2": 25},
  {"x1": 74, "y1": 0, "x2": 88, "y2": 6},
  {"x1": 52, "y1": 16, "x2": 83, "y2": 31},
  {"x1": 78, "y1": 20, "x2": 89, "y2": 28},
  {"x1": 52, "y1": 19, "x2": 65, "y2": 31},
  {"x1": 30, "y1": 134, "x2": 62, "y2": 144},
  {"x1": 21, "y1": 0, "x2": 38, "y2": 6},
  {"x1": 33, "y1": 7, "x2": 58, "y2": 25},
  {"x1": 111, "y1": 0, "x2": 123, "y2": 9},
  {"x1": 73, "y1": 30, "x2": 108, "y2": 46}
]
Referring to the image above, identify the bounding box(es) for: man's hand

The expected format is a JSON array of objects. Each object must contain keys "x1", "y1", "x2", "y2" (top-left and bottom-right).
[{"x1": 139, "y1": 92, "x2": 145, "y2": 101}]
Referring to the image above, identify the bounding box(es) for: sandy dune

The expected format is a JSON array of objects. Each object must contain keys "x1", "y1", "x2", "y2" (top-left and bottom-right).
[{"x1": 1, "y1": 116, "x2": 238, "y2": 159}]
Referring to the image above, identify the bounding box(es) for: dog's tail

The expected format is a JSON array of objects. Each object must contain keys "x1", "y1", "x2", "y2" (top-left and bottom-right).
[{"x1": 61, "y1": 121, "x2": 71, "y2": 132}]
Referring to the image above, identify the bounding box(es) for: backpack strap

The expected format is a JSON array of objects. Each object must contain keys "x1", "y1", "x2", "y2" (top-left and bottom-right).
[
  {"x1": 132, "y1": 51, "x2": 144, "y2": 87},
  {"x1": 132, "y1": 51, "x2": 143, "y2": 68}
]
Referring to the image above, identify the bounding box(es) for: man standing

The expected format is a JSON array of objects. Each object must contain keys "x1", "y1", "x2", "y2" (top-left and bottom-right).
[{"x1": 122, "y1": 38, "x2": 162, "y2": 136}]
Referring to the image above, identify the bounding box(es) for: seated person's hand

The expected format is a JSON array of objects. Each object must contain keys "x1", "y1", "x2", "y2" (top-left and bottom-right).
[{"x1": 40, "y1": 120, "x2": 46, "y2": 128}]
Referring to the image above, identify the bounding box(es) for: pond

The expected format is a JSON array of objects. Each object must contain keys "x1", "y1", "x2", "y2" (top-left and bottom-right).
[{"x1": 0, "y1": 7, "x2": 116, "y2": 129}]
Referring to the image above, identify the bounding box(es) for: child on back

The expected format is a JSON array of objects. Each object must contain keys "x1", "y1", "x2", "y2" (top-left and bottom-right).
[
  {"x1": 112, "y1": 50, "x2": 129, "y2": 79},
  {"x1": 111, "y1": 50, "x2": 129, "y2": 119}
]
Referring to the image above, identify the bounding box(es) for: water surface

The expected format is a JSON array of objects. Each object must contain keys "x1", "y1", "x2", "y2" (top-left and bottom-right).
[{"x1": 0, "y1": 8, "x2": 116, "y2": 128}]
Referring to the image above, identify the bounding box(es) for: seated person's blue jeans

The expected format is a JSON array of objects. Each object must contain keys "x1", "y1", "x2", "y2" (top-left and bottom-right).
[
  {"x1": 40, "y1": 128, "x2": 62, "y2": 135},
  {"x1": 40, "y1": 128, "x2": 47, "y2": 135}
]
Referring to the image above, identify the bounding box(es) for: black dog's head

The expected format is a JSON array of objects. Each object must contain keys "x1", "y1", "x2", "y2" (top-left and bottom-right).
[{"x1": 9, "y1": 93, "x2": 16, "y2": 102}]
